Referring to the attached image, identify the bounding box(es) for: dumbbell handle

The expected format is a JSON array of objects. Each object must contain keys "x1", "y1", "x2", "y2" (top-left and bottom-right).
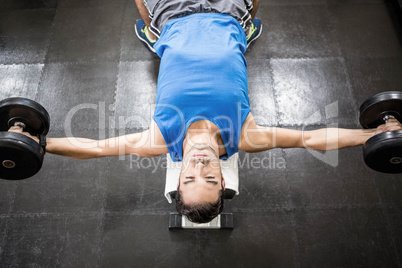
[
  {"x1": 14, "y1": 122, "x2": 26, "y2": 129},
  {"x1": 12, "y1": 121, "x2": 47, "y2": 155},
  {"x1": 383, "y1": 115, "x2": 395, "y2": 122}
]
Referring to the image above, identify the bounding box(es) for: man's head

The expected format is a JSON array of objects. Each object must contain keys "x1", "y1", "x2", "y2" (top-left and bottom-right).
[{"x1": 176, "y1": 144, "x2": 226, "y2": 223}]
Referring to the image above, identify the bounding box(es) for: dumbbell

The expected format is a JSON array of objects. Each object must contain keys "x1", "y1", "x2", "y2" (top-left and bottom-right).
[
  {"x1": 359, "y1": 91, "x2": 402, "y2": 173},
  {"x1": 0, "y1": 97, "x2": 49, "y2": 180}
]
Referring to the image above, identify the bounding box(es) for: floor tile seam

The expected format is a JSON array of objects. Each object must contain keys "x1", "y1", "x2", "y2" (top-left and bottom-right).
[
  {"x1": 96, "y1": 193, "x2": 107, "y2": 268},
  {"x1": 54, "y1": 5, "x2": 126, "y2": 12},
  {"x1": 267, "y1": 55, "x2": 290, "y2": 182},
  {"x1": 35, "y1": 2, "x2": 59, "y2": 102},
  {"x1": 327, "y1": 1, "x2": 387, "y2": 6},
  {"x1": 103, "y1": 211, "x2": 171, "y2": 216},
  {"x1": 0, "y1": 7, "x2": 58, "y2": 12},
  {"x1": 0, "y1": 211, "x2": 102, "y2": 218},
  {"x1": 0, "y1": 210, "x2": 177, "y2": 219},
  {"x1": 231, "y1": 203, "x2": 385, "y2": 212},
  {"x1": 120, "y1": 59, "x2": 161, "y2": 64},
  {"x1": 289, "y1": 182, "x2": 302, "y2": 268},
  {"x1": 260, "y1": 3, "x2": 329, "y2": 7},
  {"x1": 325, "y1": 1, "x2": 356, "y2": 63},
  {"x1": 269, "y1": 56, "x2": 345, "y2": 61},
  {"x1": 271, "y1": 54, "x2": 402, "y2": 61},
  {"x1": 267, "y1": 57, "x2": 281, "y2": 125},
  {"x1": 42, "y1": 59, "x2": 122, "y2": 65},
  {"x1": 7, "y1": 183, "x2": 17, "y2": 231},
  {"x1": 343, "y1": 57, "x2": 391, "y2": 112},
  {"x1": 231, "y1": 207, "x2": 295, "y2": 213},
  {"x1": 324, "y1": 3, "x2": 344, "y2": 58},
  {"x1": 108, "y1": 0, "x2": 127, "y2": 153},
  {"x1": 112, "y1": 0, "x2": 133, "y2": 128},
  {"x1": 254, "y1": 123, "x2": 359, "y2": 128},
  {"x1": 0, "y1": 62, "x2": 46, "y2": 67},
  {"x1": 56, "y1": 4, "x2": 126, "y2": 9},
  {"x1": 290, "y1": 204, "x2": 385, "y2": 210},
  {"x1": 343, "y1": 54, "x2": 402, "y2": 60},
  {"x1": 325, "y1": 3, "x2": 358, "y2": 116},
  {"x1": 283, "y1": 158, "x2": 294, "y2": 210},
  {"x1": 280, "y1": 166, "x2": 302, "y2": 268},
  {"x1": 96, "y1": 140, "x2": 114, "y2": 267}
]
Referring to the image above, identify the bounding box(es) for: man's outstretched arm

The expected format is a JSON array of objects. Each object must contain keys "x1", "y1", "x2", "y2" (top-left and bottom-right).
[
  {"x1": 9, "y1": 120, "x2": 168, "y2": 159},
  {"x1": 239, "y1": 113, "x2": 402, "y2": 152}
]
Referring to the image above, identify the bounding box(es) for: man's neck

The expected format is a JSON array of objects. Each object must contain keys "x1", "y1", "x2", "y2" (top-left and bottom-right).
[{"x1": 182, "y1": 120, "x2": 226, "y2": 156}]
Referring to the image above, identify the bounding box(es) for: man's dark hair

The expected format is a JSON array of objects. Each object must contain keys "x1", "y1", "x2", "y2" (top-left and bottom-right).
[{"x1": 175, "y1": 185, "x2": 224, "y2": 223}]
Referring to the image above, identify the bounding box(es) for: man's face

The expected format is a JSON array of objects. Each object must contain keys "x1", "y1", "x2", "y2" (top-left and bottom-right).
[{"x1": 179, "y1": 144, "x2": 225, "y2": 204}]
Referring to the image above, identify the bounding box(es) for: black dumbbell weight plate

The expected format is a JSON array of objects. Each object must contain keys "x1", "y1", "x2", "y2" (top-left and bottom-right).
[
  {"x1": 0, "y1": 132, "x2": 44, "y2": 180},
  {"x1": 359, "y1": 91, "x2": 402, "y2": 129},
  {"x1": 0, "y1": 98, "x2": 50, "y2": 135},
  {"x1": 363, "y1": 130, "x2": 402, "y2": 173}
]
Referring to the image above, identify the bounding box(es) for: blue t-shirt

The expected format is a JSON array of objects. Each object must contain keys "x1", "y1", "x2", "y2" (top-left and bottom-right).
[{"x1": 153, "y1": 13, "x2": 251, "y2": 161}]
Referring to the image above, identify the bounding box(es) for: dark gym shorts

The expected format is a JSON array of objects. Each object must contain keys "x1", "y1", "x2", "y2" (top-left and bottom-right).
[{"x1": 142, "y1": 0, "x2": 254, "y2": 38}]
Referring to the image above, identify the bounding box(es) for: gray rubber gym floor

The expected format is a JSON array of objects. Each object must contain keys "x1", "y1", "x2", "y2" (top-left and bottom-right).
[{"x1": 1, "y1": 0, "x2": 402, "y2": 267}]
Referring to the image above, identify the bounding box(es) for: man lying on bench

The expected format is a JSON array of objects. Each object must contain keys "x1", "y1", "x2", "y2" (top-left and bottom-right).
[{"x1": 10, "y1": 0, "x2": 402, "y2": 224}]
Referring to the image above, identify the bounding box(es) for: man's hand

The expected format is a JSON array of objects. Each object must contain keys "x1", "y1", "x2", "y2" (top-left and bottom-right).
[
  {"x1": 374, "y1": 118, "x2": 402, "y2": 135},
  {"x1": 8, "y1": 126, "x2": 40, "y2": 143}
]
